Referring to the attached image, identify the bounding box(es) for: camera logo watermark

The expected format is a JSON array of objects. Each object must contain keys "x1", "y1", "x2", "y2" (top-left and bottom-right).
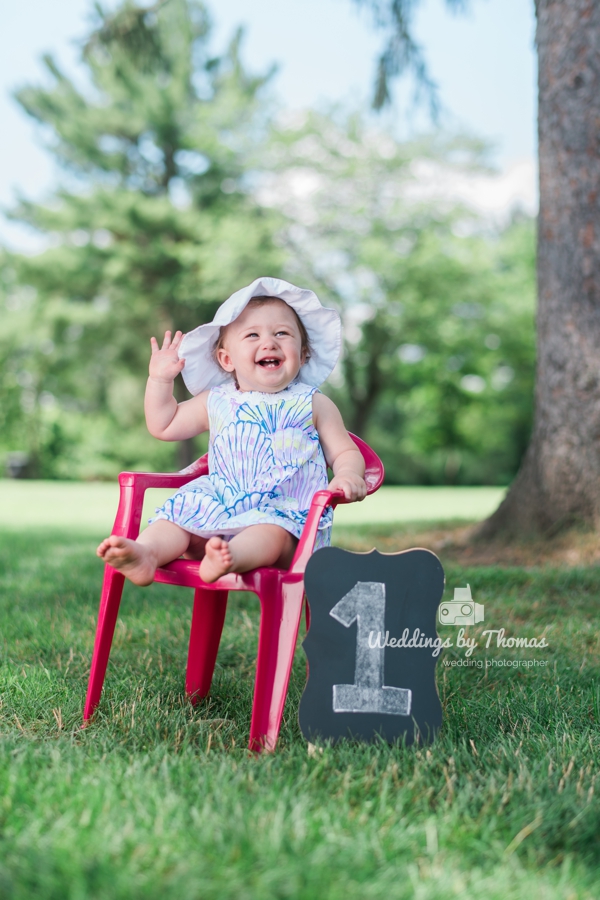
[
  {"x1": 437, "y1": 584, "x2": 549, "y2": 669},
  {"x1": 438, "y1": 584, "x2": 484, "y2": 626}
]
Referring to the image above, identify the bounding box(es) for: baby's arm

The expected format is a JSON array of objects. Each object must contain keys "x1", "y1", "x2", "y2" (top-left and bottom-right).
[
  {"x1": 313, "y1": 393, "x2": 367, "y2": 501},
  {"x1": 145, "y1": 330, "x2": 209, "y2": 441}
]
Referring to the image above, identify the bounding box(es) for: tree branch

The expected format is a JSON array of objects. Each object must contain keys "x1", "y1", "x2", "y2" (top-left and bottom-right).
[{"x1": 352, "y1": 0, "x2": 471, "y2": 117}]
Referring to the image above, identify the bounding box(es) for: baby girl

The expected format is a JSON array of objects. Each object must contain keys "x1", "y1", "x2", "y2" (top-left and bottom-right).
[{"x1": 97, "y1": 277, "x2": 366, "y2": 585}]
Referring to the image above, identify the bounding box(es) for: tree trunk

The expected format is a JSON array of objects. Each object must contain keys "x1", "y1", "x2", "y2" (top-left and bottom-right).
[{"x1": 478, "y1": 0, "x2": 600, "y2": 538}]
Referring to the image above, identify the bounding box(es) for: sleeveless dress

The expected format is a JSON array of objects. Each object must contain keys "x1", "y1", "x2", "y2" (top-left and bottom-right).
[{"x1": 151, "y1": 381, "x2": 333, "y2": 548}]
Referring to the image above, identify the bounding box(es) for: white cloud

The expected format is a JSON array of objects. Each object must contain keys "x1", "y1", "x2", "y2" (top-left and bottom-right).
[{"x1": 408, "y1": 157, "x2": 538, "y2": 223}]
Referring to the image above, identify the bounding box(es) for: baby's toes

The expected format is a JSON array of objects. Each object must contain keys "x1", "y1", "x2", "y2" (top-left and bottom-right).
[
  {"x1": 104, "y1": 544, "x2": 122, "y2": 561},
  {"x1": 215, "y1": 539, "x2": 229, "y2": 555}
]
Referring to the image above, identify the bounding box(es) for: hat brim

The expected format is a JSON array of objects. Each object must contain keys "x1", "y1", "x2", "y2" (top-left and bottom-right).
[{"x1": 179, "y1": 277, "x2": 342, "y2": 395}]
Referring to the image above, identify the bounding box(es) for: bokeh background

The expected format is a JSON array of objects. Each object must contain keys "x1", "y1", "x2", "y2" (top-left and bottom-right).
[{"x1": 0, "y1": 0, "x2": 537, "y2": 486}]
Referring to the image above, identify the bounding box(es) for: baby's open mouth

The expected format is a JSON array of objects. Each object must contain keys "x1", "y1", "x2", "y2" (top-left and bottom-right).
[{"x1": 257, "y1": 358, "x2": 282, "y2": 368}]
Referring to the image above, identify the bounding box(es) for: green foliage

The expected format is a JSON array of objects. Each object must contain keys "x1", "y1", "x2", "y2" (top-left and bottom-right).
[
  {"x1": 0, "y1": 3, "x2": 536, "y2": 484},
  {"x1": 366, "y1": 217, "x2": 536, "y2": 485},
  {"x1": 0, "y1": 525, "x2": 599, "y2": 897},
  {"x1": 3, "y1": 0, "x2": 283, "y2": 478},
  {"x1": 264, "y1": 111, "x2": 536, "y2": 484}
]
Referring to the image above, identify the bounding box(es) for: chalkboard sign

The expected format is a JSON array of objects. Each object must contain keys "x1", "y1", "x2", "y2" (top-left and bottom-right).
[{"x1": 299, "y1": 547, "x2": 445, "y2": 745}]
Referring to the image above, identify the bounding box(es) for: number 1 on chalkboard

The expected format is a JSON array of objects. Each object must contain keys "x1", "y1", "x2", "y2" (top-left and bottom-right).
[{"x1": 329, "y1": 582, "x2": 412, "y2": 716}]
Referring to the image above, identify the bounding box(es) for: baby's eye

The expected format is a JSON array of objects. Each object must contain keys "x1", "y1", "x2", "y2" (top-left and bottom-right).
[
  {"x1": 276, "y1": 330, "x2": 290, "y2": 337},
  {"x1": 245, "y1": 332, "x2": 259, "y2": 338}
]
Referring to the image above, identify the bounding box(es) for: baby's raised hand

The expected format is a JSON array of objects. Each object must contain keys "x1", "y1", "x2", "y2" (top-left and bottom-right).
[
  {"x1": 149, "y1": 330, "x2": 185, "y2": 383},
  {"x1": 328, "y1": 471, "x2": 367, "y2": 503}
]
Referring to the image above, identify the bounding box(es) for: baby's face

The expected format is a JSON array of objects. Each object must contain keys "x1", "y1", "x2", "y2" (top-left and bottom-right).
[{"x1": 216, "y1": 299, "x2": 307, "y2": 392}]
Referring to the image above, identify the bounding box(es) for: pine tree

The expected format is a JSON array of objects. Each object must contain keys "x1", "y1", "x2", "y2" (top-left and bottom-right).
[{"x1": 7, "y1": 0, "x2": 283, "y2": 476}]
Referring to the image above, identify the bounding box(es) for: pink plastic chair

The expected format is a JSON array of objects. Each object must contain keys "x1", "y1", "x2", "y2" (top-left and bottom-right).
[{"x1": 84, "y1": 433, "x2": 384, "y2": 751}]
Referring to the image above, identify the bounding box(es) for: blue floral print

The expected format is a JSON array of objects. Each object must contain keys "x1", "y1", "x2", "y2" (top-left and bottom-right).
[{"x1": 151, "y1": 381, "x2": 333, "y2": 547}]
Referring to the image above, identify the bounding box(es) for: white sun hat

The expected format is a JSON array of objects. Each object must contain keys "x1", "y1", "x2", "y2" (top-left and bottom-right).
[{"x1": 179, "y1": 276, "x2": 342, "y2": 395}]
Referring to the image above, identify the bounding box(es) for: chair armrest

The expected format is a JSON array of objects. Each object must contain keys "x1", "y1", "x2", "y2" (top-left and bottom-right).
[
  {"x1": 111, "y1": 455, "x2": 209, "y2": 539},
  {"x1": 287, "y1": 488, "x2": 345, "y2": 576}
]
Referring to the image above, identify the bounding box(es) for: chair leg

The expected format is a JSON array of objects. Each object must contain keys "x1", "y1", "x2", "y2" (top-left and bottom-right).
[
  {"x1": 186, "y1": 588, "x2": 228, "y2": 703},
  {"x1": 83, "y1": 567, "x2": 125, "y2": 722},
  {"x1": 305, "y1": 599, "x2": 311, "y2": 681},
  {"x1": 249, "y1": 579, "x2": 305, "y2": 753}
]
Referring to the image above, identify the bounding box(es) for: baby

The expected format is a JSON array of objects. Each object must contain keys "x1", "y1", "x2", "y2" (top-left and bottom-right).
[{"x1": 97, "y1": 277, "x2": 366, "y2": 585}]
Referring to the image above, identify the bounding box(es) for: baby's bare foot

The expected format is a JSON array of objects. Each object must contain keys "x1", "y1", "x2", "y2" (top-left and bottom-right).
[
  {"x1": 199, "y1": 537, "x2": 234, "y2": 583},
  {"x1": 96, "y1": 535, "x2": 157, "y2": 586}
]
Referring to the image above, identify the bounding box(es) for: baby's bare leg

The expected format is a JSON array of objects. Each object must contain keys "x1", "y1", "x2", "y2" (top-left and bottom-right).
[
  {"x1": 199, "y1": 525, "x2": 297, "y2": 584},
  {"x1": 97, "y1": 520, "x2": 192, "y2": 586},
  {"x1": 183, "y1": 534, "x2": 208, "y2": 560}
]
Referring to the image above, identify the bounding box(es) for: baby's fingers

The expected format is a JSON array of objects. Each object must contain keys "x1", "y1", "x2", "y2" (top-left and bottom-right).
[
  {"x1": 170, "y1": 330, "x2": 184, "y2": 351},
  {"x1": 339, "y1": 478, "x2": 367, "y2": 502},
  {"x1": 150, "y1": 336, "x2": 159, "y2": 354},
  {"x1": 161, "y1": 330, "x2": 173, "y2": 350}
]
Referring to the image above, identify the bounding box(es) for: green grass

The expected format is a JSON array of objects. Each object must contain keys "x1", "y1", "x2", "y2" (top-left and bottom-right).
[
  {"x1": 1, "y1": 521, "x2": 599, "y2": 898},
  {"x1": 0, "y1": 480, "x2": 506, "y2": 531}
]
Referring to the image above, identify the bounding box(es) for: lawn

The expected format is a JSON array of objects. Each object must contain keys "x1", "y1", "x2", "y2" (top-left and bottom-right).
[
  {"x1": 0, "y1": 482, "x2": 598, "y2": 899},
  {"x1": 0, "y1": 479, "x2": 506, "y2": 531}
]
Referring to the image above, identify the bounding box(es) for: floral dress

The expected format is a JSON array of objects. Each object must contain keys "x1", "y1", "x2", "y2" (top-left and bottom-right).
[{"x1": 151, "y1": 381, "x2": 333, "y2": 548}]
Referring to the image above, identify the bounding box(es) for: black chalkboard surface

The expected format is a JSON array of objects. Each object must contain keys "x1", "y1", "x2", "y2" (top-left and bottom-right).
[{"x1": 299, "y1": 547, "x2": 445, "y2": 745}]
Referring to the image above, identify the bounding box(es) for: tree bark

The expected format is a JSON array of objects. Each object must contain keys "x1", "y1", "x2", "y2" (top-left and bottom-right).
[{"x1": 478, "y1": 0, "x2": 600, "y2": 537}]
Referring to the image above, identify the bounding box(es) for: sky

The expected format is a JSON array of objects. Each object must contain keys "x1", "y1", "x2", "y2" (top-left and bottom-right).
[{"x1": 0, "y1": 0, "x2": 537, "y2": 251}]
